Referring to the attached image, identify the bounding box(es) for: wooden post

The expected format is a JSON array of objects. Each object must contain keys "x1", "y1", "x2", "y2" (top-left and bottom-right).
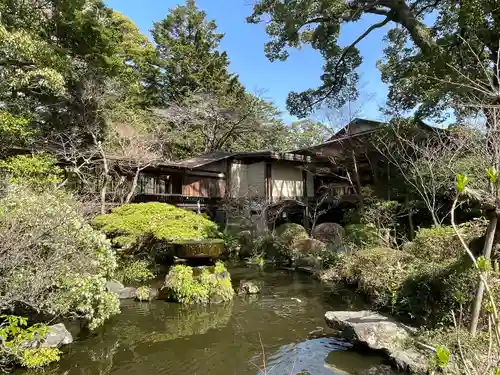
[
  {"x1": 265, "y1": 162, "x2": 272, "y2": 203},
  {"x1": 302, "y1": 169, "x2": 310, "y2": 231}
]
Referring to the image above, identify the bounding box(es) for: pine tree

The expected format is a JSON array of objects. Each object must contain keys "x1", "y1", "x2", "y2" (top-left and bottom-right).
[{"x1": 151, "y1": 0, "x2": 243, "y2": 104}]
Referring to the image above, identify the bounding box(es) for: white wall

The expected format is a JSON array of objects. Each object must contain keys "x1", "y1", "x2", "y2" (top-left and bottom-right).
[
  {"x1": 229, "y1": 163, "x2": 248, "y2": 197},
  {"x1": 247, "y1": 162, "x2": 266, "y2": 197},
  {"x1": 271, "y1": 163, "x2": 303, "y2": 199},
  {"x1": 229, "y1": 161, "x2": 314, "y2": 199}
]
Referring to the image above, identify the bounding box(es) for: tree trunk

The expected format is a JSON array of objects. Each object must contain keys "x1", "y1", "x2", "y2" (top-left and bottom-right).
[
  {"x1": 351, "y1": 150, "x2": 364, "y2": 215},
  {"x1": 470, "y1": 213, "x2": 498, "y2": 336},
  {"x1": 100, "y1": 179, "x2": 108, "y2": 215},
  {"x1": 125, "y1": 168, "x2": 141, "y2": 204},
  {"x1": 405, "y1": 194, "x2": 415, "y2": 240},
  {"x1": 431, "y1": 212, "x2": 440, "y2": 228}
]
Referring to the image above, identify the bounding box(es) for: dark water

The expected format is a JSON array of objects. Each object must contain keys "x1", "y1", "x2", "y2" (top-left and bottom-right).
[{"x1": 24, "y1": 267, "x2": 385, "y2": 375}]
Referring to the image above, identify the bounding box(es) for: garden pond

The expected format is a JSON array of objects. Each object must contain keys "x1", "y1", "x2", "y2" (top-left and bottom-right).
[{"x1": 21, "y1": 266, "x2": 386, "y2": 375}]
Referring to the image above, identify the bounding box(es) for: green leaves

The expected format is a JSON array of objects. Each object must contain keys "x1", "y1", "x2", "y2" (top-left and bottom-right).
[
  {"x1": 0, "y1": 315, "x2": 61, "y2": 369},
  {"x1": 476, "y1": 256, "x2": 492, "y2": 272},
  {"x1": 456, "y1": 173, "x2": 469, "y2": 193},
  {"x1": 435, "y1": 345, "x2": 451, "y2": 367},
  {"x1": 0, "y1": 154, "x2": 63, "y2": 190},
  {"x1": 92, "y1": 202, "x2": 219, "y2": 247},
  {"x1": 0, "y1": 0, "x2": 159, "y2": 144},
  {"x1": 151, "y1": 0, "x2": 242, "y2": 104},
  {"x1": 249, "y1": 0, "x2": 500, "y2": 119},
  {"x1": 487, "y1": 167, "x2": 498, "y2": 183}
]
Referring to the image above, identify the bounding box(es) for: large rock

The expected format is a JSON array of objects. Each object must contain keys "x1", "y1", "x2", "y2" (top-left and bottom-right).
[
  {"x1": 237, "y1": 280, "x2": 260, "y2": 295},
  {"x1": 105, "y1": 279, "x2": 124, "y2": 295},
  {"x1": 40, "y1": 323, "x2": 73, "y2": 348},
  {"x1": 325, "y1": 311, "x2": 427, "y2": 374},
  {"x1": 312, "y1": 223, "x2": 345, "y2": 243}
]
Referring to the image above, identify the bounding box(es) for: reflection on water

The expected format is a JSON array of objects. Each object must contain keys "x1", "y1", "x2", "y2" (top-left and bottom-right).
[{"x1": 20, "y1": 267, "x2": 383, "y2": 375}]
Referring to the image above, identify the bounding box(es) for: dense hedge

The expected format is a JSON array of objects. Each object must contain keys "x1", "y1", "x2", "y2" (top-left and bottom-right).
[
  {"x1": 324, "y1": 222, "x2": 498, "y2": 327},
  {"x1": 92, "y1": 202, "x2": 219, "y2": 247},
  {"x1": 0, "y1": 186, "x2": 119, "y2": 330}
]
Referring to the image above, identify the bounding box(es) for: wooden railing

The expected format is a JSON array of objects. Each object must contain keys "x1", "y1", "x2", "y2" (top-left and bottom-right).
[{"x1": 134, "y1": 193, "x2": 222, "y2": 207}]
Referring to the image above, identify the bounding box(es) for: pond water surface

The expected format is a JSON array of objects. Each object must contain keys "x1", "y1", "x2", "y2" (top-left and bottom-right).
[{"x1": 25, "y1": 267, "x2": 385, "y2": 375}]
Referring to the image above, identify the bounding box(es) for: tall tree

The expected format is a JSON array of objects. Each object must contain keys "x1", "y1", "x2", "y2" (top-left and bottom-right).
[
  {"x1": 281, "y1": 119, "x2": 332, "y2": 150},
  {"x1": 247, "y1": 0, "x2": 500, "y2": 122},
  {"x1": 151, "y1": 0, "x2": 243, "y2": 104},
  {"x1": 156, "y1": 91, "x2": 286, "y2": 158},
  {"x1": 0, "y1": 0, "x2": 156, "y2": 147}
]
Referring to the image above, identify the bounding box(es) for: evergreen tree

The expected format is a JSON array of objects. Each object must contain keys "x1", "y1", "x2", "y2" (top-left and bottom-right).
[{"x1": 151, "y1": 0, "x2": 243, "y2": 104}]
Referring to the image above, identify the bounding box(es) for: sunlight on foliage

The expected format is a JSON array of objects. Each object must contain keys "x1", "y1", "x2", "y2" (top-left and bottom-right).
[
  {"x1": 0, "y1": 315, "x2": 60, "y2": 370},
  {"x1": 162, "y1": 262, "x2": 234, "y2": 304},
  {"x1": 92, "y1": 203, "x2": 219, "y2": 247}
]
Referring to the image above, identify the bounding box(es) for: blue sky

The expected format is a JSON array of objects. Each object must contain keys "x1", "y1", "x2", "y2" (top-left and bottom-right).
[{"x1": 105, "y1": 0, "x2": 390, "y2": 124}]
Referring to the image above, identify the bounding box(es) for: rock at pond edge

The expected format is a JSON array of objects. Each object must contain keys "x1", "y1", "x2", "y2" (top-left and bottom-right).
[
  {"x1": 237, "y1": 280, "x2": 261, "y2": 295},
  {"x1": 40, "y1": 323, "x2": 73, "y2": 348},
  {"x1": 105, "y1": 279, "x2": 124, "y2": 295},
  {"x1": 325, "y1": 310, "x2": 427, "y2": 375}
]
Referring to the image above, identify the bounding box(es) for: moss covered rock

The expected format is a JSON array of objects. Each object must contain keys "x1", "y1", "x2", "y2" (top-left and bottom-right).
[
  {"x1": 312, "y1": 223, "x2": 345, "y2": 243},
  {"x1": 92, "y1": 203, "x2": 219, "y2": 248},
  {"x1": 161, "y1": 262, "x2": 234, "y2": 304},
  {"x1": 275, "y1": 223, "x2": 308, "y2": 246}
]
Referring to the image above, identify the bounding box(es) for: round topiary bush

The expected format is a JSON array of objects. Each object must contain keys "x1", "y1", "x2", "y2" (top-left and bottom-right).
[
  {"x1": 405, "y1": 222, "x2": 486, "y2": 264},
  {"x1": 312, "y1": 222, "x2": 345, "y2": 243},
  {"x1": 92, "y1": 203, "x2": 219, "y2": 248},
  {"x1": 275, "y1": 223, "x2": 308, "y2": 246},
  {"x1": 161, "y1": 262, "x2": 234, "y2": 304},
  {"x1": 292, "y1": 238, "x2": 327, "y2": 257}
]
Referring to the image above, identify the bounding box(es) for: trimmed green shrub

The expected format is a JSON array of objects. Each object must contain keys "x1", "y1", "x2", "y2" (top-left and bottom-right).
[
  {"x1": 293, "y1": 238, "x2": 327, "y2": 256},
  {"x1": 323, "y1": 220, "x2": 499, "y2": 327},
  {"x1": 340, "y1": 247, "x2": 416, "y2": 307},
  {"x1": 162, "y1": 262, "x2": 234, "y2": 304},
  {"x1": 405, "y1": 222, "x2": 486, "y2": 264},
  {"x1": 344, "y1": 223, "x2": 382, "y2": 248},
  {"x1": 0, "y1": 185, "x2": 119, "y2": 330},
  {"x1": 92, "y1": 202, "x2": 219, "y2": 247},
  {"x1": 113, "y1": 259, "x2": 154, "y2": 285},
  {"x1": 0, "y1": 315, "x2": 60, "y2": 370},
  {"x1": 312, "y1": 222, "x2": 345, "y2": 243},
  {"x1": 251, "y1": 233, "x2": 290, "y2": 263},
  {"x1": 275, "y1": 223, "x2": 308, "y2": 246}
]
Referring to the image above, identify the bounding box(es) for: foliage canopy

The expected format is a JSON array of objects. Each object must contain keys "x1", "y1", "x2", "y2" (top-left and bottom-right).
[
  {"x1": 92, "y1": 202, "x2": 219, "y2": 247},
  {"x1": 248, "y1": 0, "x2": 500, "y2": 121}
]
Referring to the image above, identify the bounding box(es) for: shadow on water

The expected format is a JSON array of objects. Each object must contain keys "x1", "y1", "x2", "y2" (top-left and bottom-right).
[{"x1": 20, "y1": 266, "x2": 384, "y2": 375}]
